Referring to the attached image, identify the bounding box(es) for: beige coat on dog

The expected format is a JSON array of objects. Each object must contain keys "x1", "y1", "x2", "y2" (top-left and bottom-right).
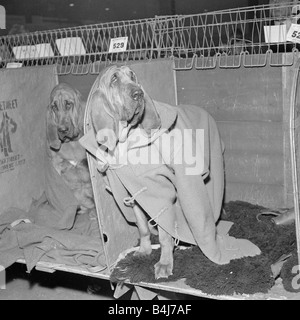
[{"x1": 80, "y1": 101, "x2": 261, "y2": 265}]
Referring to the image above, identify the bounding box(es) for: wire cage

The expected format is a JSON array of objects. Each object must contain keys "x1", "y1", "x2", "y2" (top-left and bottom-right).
[
  {"x1": 1, "y1": 2, "x2": 300, "y2": 73},
  {"x1": 0, "y1": 18, "x2": 158, "y2": 74},
  {"x1": 155, "y1": 2, "x2": 300, "y2": 69}
]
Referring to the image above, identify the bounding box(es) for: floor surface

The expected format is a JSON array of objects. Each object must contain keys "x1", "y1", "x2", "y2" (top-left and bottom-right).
[
  {"x1": 0, "y1": 263, "x2": 203, "y2": 300},
  {"x1": 0, "y1": 263, "x2": 115, "y2": 300}
]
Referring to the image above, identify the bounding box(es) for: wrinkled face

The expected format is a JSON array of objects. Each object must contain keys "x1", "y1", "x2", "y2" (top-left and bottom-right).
[
  {"x1": 100, "y1": 65, "x2": 145, "y2": 127},
  {"x1": 90, "y1": 65, "x2": 161, "y2": 151},
  {"x1": 49, "y1": 84, "x2": 80, "y2": 142}
]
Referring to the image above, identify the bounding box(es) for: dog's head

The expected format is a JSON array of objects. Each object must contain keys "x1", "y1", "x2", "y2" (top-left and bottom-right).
[
  {"x1": 90, "y1": 65, "x2": 161, "y2": 151},
  {"x1": 47, "y1": 83, "x2": 85, "y2": 151}
]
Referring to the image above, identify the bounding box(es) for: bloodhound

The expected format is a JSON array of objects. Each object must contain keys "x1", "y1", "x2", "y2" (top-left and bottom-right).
[
  {"x1": 89, "y1": 65, "x2": 173, "y2": 278},
  {"x1": 46, "y1": 83, "x2": 95, "y2": 217},
  {"x1": 83, "y1": 65, "x2": 261, "y2": 280}
]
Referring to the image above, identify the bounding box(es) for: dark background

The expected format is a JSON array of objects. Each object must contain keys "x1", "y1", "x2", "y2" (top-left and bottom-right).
[{"x1": 0, "y1": 0, "x2": 269, "y2": 34}]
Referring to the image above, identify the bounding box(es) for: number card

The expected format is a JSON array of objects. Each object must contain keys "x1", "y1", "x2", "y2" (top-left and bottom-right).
[
  {"x1": 56, "y1": 37, "x2": 86, "y2": 57},
  {"x1": 287, "y1": 23, "x2": 300, "y2": 44},
  {"x1": 6, "y1": 62, "x2": 22, "y2": 68},
  {"x1": 109, "y1": 37, "x2": 128, "y2": 53},
  {"x1": 264, "y1": 24, "x2": 287, "y2": 43},
  {"x1": 0, "y1": 5, "x2": 5, "y2": 30},
  {"x1": 12, "y1": 44, "x2": 54, "y2": 60}
]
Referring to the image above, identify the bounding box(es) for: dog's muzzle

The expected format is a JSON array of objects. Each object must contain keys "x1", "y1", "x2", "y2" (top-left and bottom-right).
[
  {"x1": 131, "y1": 88, "x2": 144, "y2": 102},
  {"x1": 58, "y1": 125, "x2": 73, "y2": 141}
]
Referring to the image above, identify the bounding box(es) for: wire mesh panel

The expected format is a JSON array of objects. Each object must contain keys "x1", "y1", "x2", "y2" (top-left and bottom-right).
[
  {"x1": 0, "y1": 18, "x2": 158, "y2": 74},
  {"x1": 1, "y1": 2, "x2": 300, "y2": 73},
  {"x1": 155, "y1": 2, "x2": 300, "y2": 70}
]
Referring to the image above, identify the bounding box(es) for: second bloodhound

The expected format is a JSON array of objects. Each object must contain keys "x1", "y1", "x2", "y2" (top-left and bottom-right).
[{"x1": 46, "y1": 83, "x2": 95, "y2": 217}]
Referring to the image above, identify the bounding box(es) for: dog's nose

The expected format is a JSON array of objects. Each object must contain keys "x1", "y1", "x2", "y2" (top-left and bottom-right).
[
  {"x1": 58, "y1": 126, "x2": 68, "y2": 133},
  {"x1": 131, "y1": 89, "x2": 144, "y2": 101}
]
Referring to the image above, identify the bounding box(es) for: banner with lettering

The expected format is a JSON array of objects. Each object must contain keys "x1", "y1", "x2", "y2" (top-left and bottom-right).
[{"x1": 0, "y1": 66, "x2": 57, "y2": 212}]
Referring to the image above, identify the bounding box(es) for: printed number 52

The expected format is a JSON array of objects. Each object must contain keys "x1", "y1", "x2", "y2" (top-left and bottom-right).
[{"x1": 292, "y1": 30, "x2": 300, "y2": 39}]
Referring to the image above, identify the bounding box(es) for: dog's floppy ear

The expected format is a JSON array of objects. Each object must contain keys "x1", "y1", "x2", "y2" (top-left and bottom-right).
[
  {"x1": 46, "y1": 106, "x2": 61, "y2": 150},
  {"x1": 72, "y1": 87, "x2": 85, "y2": 136},
  {"x1": 90, "y1": 90, "x2": 118, "y2": 151},
  {"x1": 140, "y1": 89, "x2": 161, "y2": 135}
]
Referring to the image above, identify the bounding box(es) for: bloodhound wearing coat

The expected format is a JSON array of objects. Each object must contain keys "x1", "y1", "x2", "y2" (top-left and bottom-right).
[
  {"x1": 82, "y1": 65, "x2": 261, "y2": 279},
  {"x1": 46, "y1": 83, "x2": 95, "y2": 217}
]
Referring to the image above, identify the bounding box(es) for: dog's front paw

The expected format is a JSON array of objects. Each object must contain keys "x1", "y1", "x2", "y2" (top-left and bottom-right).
[
  {"x1": 154, "y1": 262, "x2": 173, "y2": 279},
  {"x1": 134, "y1": 235, "x2": 152, "y2": 257},
  {"x1": 134, "y1": 245, "x2": 152, "y2": 257}
]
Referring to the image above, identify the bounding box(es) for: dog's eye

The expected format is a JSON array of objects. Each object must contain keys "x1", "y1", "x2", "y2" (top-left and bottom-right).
[
  {"x1": 111, "y1": 73, "x2": 118, "y2": 85},
  {"x1": 65, "y1": 100, "x2": 73, "y2": 110},
  {"x1": 51, "y1": 102, "x2": 58, "y2": 112},
  {"x1": 130, "y1": 71, "x2": 137, "y2": 82}
]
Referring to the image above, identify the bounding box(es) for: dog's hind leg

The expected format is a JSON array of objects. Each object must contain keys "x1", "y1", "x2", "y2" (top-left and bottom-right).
[
  {"x1": 133, "y1": 204, "x2": 152, "y2": 256},
  {"x1": 154, "y1": 227, "x2": 174, "y2": 279}
]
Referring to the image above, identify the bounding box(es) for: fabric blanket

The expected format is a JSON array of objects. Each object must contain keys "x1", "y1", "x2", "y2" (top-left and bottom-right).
[{"x1": 0, "y1": 149, "x2": 105, "y2": 273}]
